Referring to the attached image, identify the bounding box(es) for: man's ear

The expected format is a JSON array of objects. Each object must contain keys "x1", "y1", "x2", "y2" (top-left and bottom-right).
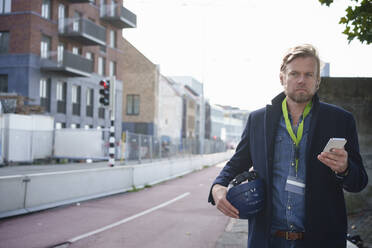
[{"x1": 280, "y1": 73, "x2": 284, "y2": 85}]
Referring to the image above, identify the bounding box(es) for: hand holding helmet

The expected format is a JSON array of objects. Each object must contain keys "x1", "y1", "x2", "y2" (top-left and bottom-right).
[
  {"x1": 212, "y1": 184, "x2": 239, "y2": 219},
  {"x1": 226, "y1": 171, "x2": 265, "y2": 219}
]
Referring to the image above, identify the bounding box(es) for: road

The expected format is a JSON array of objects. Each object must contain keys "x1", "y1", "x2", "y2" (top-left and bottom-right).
[{"x1": 0, "y1": 163, "x2": 229, "y2": 248}]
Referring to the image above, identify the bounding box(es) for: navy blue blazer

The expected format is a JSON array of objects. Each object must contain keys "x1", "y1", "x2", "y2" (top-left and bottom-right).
[{"x1": 209, "y1": 92, "x2": 368, "y2": 248}]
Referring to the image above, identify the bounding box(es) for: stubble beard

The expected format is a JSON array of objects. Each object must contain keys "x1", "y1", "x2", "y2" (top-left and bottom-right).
[
  {"x1": 287, "y1": 91, "x2": 313, "y2": 103},
  {"x1": 286, "y1": 87, "x2": 317, "y2": 103}
]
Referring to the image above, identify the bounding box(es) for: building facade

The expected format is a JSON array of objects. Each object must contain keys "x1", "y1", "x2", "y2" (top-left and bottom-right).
[
  {"x1": 157, "y1": 75, "x2": 183, "y2": 141},
  {"x1": 121, "y1": 38, "x2": 159, "y2": 135},
  {"x1": 171, "y1": 76, "x2": 205, "y2": 153},
  {"x1": 0, "y1": 0, "x2": 136, "y2": 143}
]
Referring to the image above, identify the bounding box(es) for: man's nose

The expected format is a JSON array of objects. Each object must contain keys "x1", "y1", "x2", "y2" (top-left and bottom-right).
[{"x1": 297, "y1": 74, "x2": 305, "y2": 83}]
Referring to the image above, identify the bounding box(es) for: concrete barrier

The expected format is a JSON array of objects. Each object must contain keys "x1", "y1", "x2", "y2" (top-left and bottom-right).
[
  {"x1": 0, "y1": 175, "x2": 27, "y2": 217},
  {"x1": 0, "y1": 151, "x2": 233, "y2": 218}
]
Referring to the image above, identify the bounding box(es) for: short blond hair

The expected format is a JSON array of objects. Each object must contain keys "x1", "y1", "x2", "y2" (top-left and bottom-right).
[{"x1": 280, "y1": 44, "x2": 321, "y2": 82}]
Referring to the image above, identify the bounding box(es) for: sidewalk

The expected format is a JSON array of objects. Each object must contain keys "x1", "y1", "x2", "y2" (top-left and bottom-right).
[
  {"x1": 216, "y1": 219, "x2": 247, "y2": 248},
  {"x1": 216, "y1": 216, "x2": 372, "y2": 248}
]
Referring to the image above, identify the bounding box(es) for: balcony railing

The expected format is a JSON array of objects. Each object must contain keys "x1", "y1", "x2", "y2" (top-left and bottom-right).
[
  {"x1": 100, "y1": 4, "x2": 137, "y2": 29},
  {"x1": 40, "y1": 50, "x2": 93, "y2": 77},
  {"x1": 59, "y1": 17, "x2": 106, "y2": 46}
]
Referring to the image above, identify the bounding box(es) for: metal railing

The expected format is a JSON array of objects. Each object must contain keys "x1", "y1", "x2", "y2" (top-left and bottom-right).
[
  {"x1": 120, "y1": 131, "x2": 227, "y2": 162},
  {"x1": 40, "y1": 50, "x2": 93, "y2": 77},
  {"x1": 100, "y1": 4, "x2": 137, "y2": 28},
  {"x1": 58, "y1": 17, "x2": 106, "y2": 46}
]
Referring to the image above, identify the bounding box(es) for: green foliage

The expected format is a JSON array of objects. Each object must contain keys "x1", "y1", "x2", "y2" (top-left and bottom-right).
[{"x1": 319, "y1": 0, "x2": 372, "y2": 44}]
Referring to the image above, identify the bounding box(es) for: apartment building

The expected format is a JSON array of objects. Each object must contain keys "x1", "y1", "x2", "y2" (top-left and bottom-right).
[{"x1": 0, "y1": 0, "x2": 136, "y2": 141}]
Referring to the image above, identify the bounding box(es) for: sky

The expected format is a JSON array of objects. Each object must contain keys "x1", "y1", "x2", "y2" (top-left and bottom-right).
[{"x1": 122, "y1": 0, "x2": 372, "y2": 111}]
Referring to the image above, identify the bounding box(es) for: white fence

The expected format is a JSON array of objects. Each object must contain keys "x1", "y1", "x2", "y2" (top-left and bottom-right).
[{"x1": 0, "y1": 151, "x2": 233, "y2": 218}]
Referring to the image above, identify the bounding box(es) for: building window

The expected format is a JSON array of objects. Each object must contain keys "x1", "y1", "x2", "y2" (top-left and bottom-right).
[
  {"x1": 70, "y1": 123, "x2": 80, "y2": 129},
  {"x1": 86, "y1": 52, "x2": 95, "y2": 72},
  {"x1": 41, "y1": 0, "x2": 51, "y2": 19},
  {"x1": 72, "y1": 85, "x2": 81, "y2": 116},
  {"x1": 98, "y1": 56, "x2": 105, "y2": 76},
  {"x1": 98, "y1": 107, "x2": 105, "y2": 119},
  {"x1": 40, "y1": 78, "x2": 51, "y2": 112},
  {"x1": 58, "y1": 3, "x2": 66, "y2": 33},
  {"x1": 57, "y1": 43, "x2": 64, "y2": 63},
  {"x1": 0, "y1": 0, "x2": 11, "y2": 13},
  {"x1": 86, "y1": 52, "x2": 93, "y2": 60},
  {"x1": 56, "y1": 81, "x2": 67, "y2": 113},
  {"x1": 86, "y1": 88, "x2": 93, "y2": 117},
  {"x1": 109, "y1": 30, "x2": 116, "y2": 48},
  {"x1": 73, "y1": 11, "x2": 81, "y2": 32},
  {"x1": 55, "y1": 122, "x2": 66, "y2": 129},
  {"x1": 0, "y1": 32, "x2": 9, "y2": 54},
  {"x1": 0, "y1": 75, "x2": 8, "y2": 93},
  {"x1": 72, "y1": 46, "x2": 82, "y2": 55},
  {"x1": 40, "y1": 35, "x2": 51, "y2": 59},
  {"x1": 109, "y1": 61, "x2": 116, "y2": 76},
  {"x1": 126, "y1": 94, "x2": 140, "y2": 115}
]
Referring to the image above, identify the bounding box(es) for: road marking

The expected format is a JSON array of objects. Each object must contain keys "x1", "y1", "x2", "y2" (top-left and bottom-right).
[{"x1": 68, "y1": 192, "x2": 191, "y2": 243}]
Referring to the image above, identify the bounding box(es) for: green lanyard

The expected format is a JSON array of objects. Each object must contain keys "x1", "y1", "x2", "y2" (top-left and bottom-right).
[{"x1": 282, "y1": 98, "x2": 312, "y2": 173}]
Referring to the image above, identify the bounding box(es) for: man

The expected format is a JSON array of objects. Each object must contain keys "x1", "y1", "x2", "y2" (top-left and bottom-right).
[{"x1": 208, "y1": 44, "x2": 368, "y2": 248}]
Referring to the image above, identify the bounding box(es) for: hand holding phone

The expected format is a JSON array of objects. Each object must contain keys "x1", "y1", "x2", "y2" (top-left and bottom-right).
[{"x1": 323, "y1": 138, "x2": 347, "y2": 153}]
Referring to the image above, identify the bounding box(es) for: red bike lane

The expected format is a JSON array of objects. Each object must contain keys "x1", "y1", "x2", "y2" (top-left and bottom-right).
[{"x1": 0, "y1": 163, "x2": 228, "y2": 248}]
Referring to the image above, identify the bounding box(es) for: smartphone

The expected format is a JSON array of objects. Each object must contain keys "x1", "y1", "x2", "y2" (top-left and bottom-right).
[{"x1": 323, "y1": 138, "x2": 347, "y2": 152}]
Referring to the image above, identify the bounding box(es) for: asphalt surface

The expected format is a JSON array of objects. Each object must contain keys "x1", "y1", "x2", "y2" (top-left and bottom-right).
[{"x1": 0, "y1": 162, "x2": 231, "y2": 248}]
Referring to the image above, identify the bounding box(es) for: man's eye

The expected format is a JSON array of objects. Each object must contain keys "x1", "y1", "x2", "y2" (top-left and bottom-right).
[
  {"x1": 289, "y1": 72, "x2": 298, "y2": 76},
  {"x1": 306, "y1": 73, "x2": 314, "y2": 77}
]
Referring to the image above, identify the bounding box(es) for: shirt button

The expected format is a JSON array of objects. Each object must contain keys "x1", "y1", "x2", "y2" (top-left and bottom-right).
[
  {"x1": 291, "y1": 162, "x2": 295, "y2": 167},
  {"x1": 288, "y1": 206, "x2": 291, "y2": 210},
  {"x1": 290, "y1": 224, "x2": 294, "y2": 229}
]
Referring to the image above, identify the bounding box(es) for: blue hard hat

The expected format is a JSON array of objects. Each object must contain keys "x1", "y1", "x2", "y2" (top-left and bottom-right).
[{"x1": 226, "y1": 177, "x2": 265, "y2": 219}]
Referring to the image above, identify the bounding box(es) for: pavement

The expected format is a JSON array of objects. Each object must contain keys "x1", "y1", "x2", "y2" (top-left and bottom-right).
[
  {"x1": 216, "y1": 215, "x2": 372, "y2": 248},
  {"x1": 216, "y1": 218, "x2": 248, "y2": 248}
]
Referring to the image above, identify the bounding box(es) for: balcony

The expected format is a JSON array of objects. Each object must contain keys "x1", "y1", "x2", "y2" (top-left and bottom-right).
[
  {"x1": 100, "y1": 4, "x2": 137, "y2": 29},
  {"x1": 59, "y1": 18, "x2": 106, "y2": 46},
  {"x1": 40, "y1": 50, "x2": 93, "y2": 77}
]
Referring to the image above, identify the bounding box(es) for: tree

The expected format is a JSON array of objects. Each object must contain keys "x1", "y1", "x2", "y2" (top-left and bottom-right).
[{"x1": 319, "y1": 0, "x2": 372, "y2": 44}]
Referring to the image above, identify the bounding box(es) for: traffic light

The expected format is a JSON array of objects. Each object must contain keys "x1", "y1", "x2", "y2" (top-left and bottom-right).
[{"x1": 99, "y1": 80, "x2": 110, "y2": 106}]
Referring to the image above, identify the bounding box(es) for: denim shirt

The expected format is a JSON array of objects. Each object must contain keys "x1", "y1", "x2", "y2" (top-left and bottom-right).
[{"x1": 271, "y1": 110, "x2": 312, "y2": 232}]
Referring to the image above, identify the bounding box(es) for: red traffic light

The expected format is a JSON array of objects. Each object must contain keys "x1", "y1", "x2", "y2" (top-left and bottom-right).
[
  {"x1": 99, "y1": 80, "x2": 110, "y2": 106},
  {"x1": 100, "y1": 80, "x2": 109, "y2": 88}
]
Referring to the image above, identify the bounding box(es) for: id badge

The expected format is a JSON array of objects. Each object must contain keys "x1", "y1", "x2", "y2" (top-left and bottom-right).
[{"x1": 285, "y1": 176, "x2": 305, "y2": 195}]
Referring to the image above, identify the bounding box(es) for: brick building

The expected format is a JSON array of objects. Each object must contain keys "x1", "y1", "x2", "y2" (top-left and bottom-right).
[
  {"x1": 121, "y1": 37, "x2": 160, "y2": 135},
  {"x1": 0, "y1": 0, "x2": 136, "y2": 141}
]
